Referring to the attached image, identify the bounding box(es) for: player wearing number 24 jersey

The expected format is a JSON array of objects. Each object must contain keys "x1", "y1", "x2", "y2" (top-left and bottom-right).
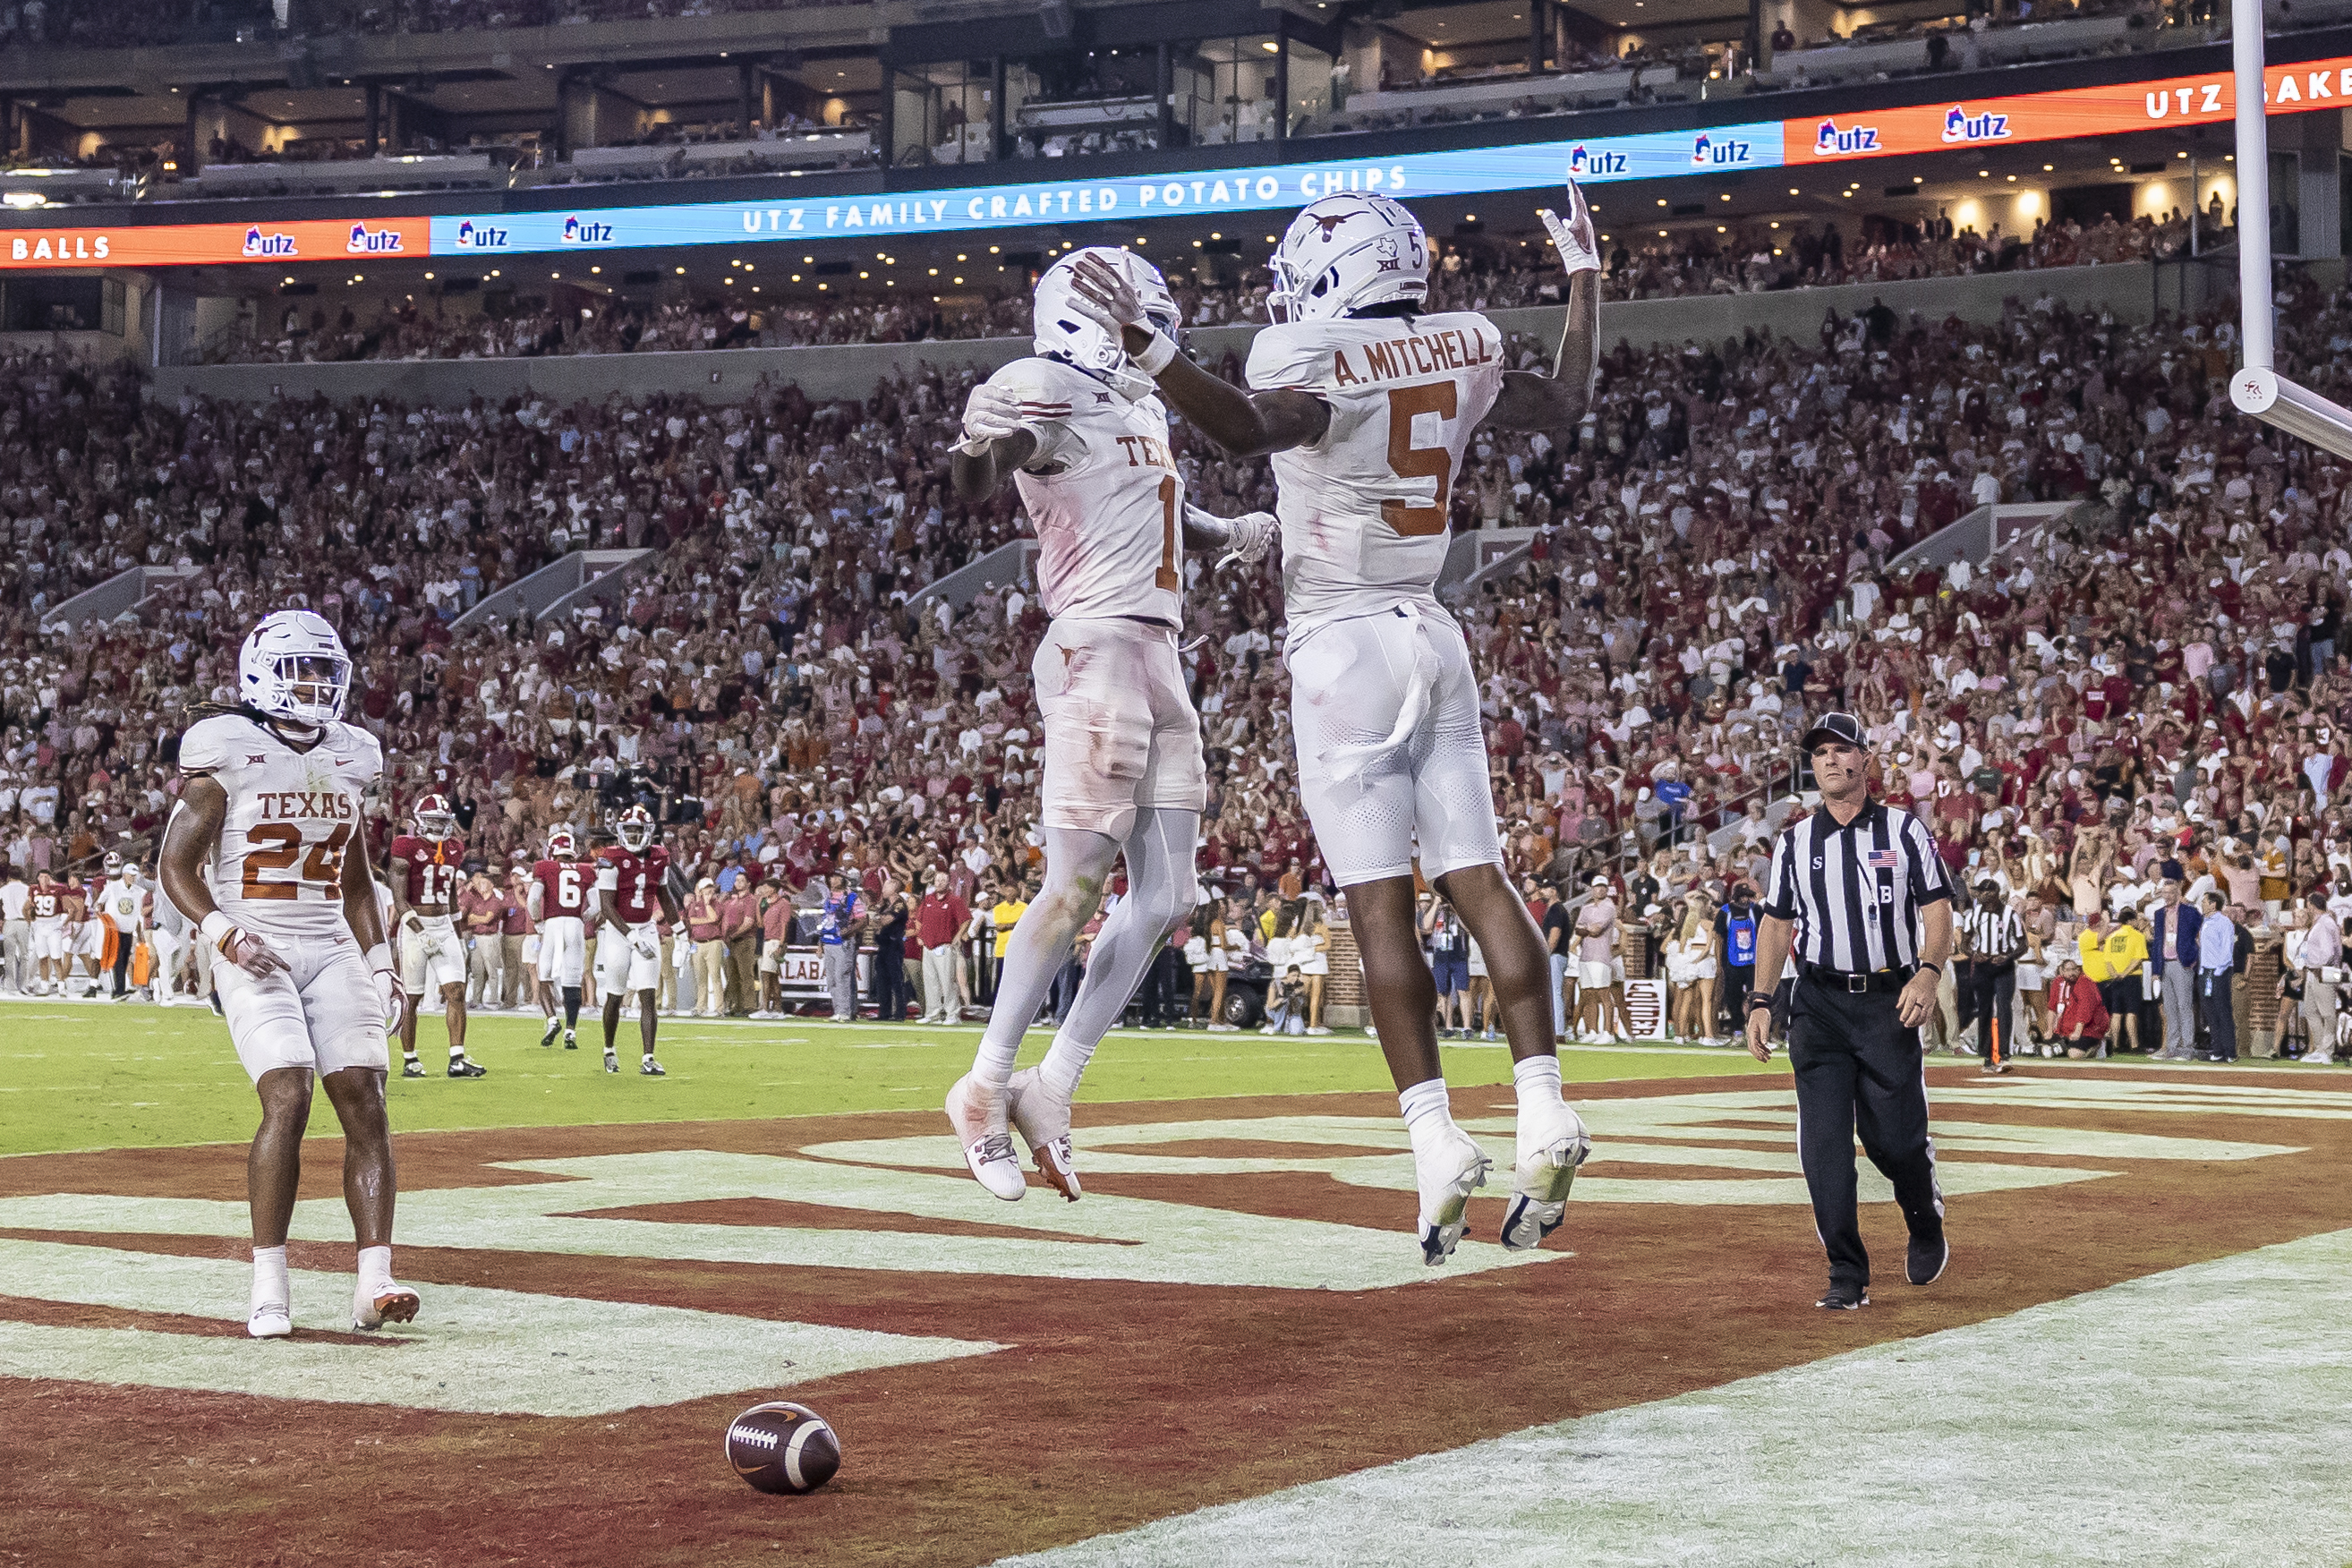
[
  {"x1": 160, "y1": 609, "x2": 417, "y2": 1341},
  {"x1": 1068, "y1": 187, "x2": 1602, "y2": 1269}
]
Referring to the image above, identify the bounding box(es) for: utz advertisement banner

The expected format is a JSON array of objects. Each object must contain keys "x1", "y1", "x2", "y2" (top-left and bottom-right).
[{"x1": 0, "y1": 217, "x2": 427, "y2": 270}]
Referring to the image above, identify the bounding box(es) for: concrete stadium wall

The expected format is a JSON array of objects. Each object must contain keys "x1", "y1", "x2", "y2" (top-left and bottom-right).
[{"x1": 147, "y1": 260, "x2": 2168, "y2": 409}]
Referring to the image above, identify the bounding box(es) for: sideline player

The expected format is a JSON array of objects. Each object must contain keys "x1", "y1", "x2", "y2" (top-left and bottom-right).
[
  {"x1": 29, "y1": 870, "x2": 67, "y2": 995},
  {"x1": 1069, "y1": 187, "x2": 1602, "y2": 1261},
  {"x1": 529, "y1": 824, "x2": 594, "y2": 1050},
  {"x1": 388, "y1": 793, "x2": 485, "y2": 1079},
  {"x1": 942, "y1": 245, "x2": 1274, "y2": 1202},
  {"x1": 595, "y1": 804, "x2": 684, "y2": 1075},
  {"x1": 158, "y1": 609, "x2": 417, "y2": 1338}
]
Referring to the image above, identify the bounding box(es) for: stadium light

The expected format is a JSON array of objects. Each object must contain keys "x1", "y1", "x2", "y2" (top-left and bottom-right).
[{"x1": 2227, "y1": 0, "x2": 2352, "y2": 459}]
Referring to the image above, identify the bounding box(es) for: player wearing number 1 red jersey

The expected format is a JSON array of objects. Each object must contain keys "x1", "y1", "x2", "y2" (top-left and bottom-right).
[
  {"x1": 1070, "y1": 188, "x2": 1602, "y2": 1265},
  {"x1": 528, "y1": 825, "x2": 596, "y2": 1051},
  {"x1": 388, "y1": 793, "x2": 485, "y2": 1080},
  {"x1": 595, "y1": 805, "x2": 684, "y2": 1076},
  {"x1": 160, "y1": 609, "x2": 416, "y2": 1340}
]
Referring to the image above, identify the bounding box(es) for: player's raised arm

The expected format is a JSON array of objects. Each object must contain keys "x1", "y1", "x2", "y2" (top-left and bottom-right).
[
  {"x1": 948, "y1": 388, "x2": 1040, "y2": 501},
  {"x1": 1485, "y1": 183, "x2": 1602, "y2": 436},
  {"x1": 1067, "y1": 255, "x2": 1328, "y2": 458}
]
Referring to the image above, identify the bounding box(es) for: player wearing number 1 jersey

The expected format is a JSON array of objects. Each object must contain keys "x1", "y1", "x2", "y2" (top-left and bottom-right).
[
  {"x1": 942, "y1": 246, "x2": 1275, "y2": 1205},
  {"x1": 160, "y1": 609, "x2": 417, "y2": 1339},
  {"x1": 529, "y1": 826, "x2": 595, "y2": 1051},
  {"x1": 388, "y1": 794, "x2": 485, "y2": 1080},
  {"x1": 1071, "y1": 187, "x2": 1604, "y2": 1265},
  {"x1": 596, "y1": 805, "x2": 684, "y2": 1076}
]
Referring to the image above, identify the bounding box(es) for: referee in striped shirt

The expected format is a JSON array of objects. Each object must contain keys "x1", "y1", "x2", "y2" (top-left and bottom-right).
[{"x1": 1744, "y1": 712, "x2": 1954, "y2": 1310}]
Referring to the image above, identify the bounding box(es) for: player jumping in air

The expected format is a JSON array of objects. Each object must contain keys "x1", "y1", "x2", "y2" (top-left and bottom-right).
[
  {"x1": 595, "y1": 805, "x2": 684, "y2": 1076},
  {"x1": 159, "y1": 609, "x2": 418, "y2": 1336},
  {"x1": 388, "y1": 792, "x2": 486, "y2": 1078},
  {"x1": 942, "y1": 245, "x2": 1274, "y2": 1202},
  {"x1": 528, "y1": 825, "x2": 595, "y2": 1051},
  {"x1": 1069, "y1": 187, "x2": 1604, "y2": 1262}
]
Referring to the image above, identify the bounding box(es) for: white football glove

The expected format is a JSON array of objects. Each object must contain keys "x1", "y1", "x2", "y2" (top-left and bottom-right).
[
  {"x1": 1065, "y1": 252, "x2": 1149, "y2": 333},
  {"x1": 1538, "y1": 179, "x2": 1602, "y2": 277},
  {"x1": 420, "y1": 934, "x2": 446, "y2": 960},
  {"x1": 959, "y1": 382, "x2": 1028, "y2": 450},
  {"x1": 1208, "y1": 508, "x2": 1278, "y2": 568},
  {"x1": 631, "y1": 927, "x2": 660, "y2": 959}
]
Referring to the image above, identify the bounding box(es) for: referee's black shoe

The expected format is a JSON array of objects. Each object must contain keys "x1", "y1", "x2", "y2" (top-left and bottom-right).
[
  {"x1": 1906, "y1": 1233, "x2": 1950, "y2": 1287},
  {"x1": 1816, "y1": 1282, "x2": 1869, "y2": 1310}
]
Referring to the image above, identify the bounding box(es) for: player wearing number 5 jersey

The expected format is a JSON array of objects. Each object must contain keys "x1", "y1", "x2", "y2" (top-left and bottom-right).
[
  {"x1": 528, "y1": 826, "x2": 595, "y2": 1052},
  {"x1": 1069, "y1": 187, "x2": 1603, "y2": 1265},
  {"x1": 161, "y1": 609, "x2": 419, "y2": 1340},
  {"x1": 388, "y1": 794, "x2": 485, "y2": 1080},
  {"x1": 942, "y1": 246, "x2": 1276, "y2": 1205},
  {"x1": 596, "y1": 805, "x2": 684, "y2": 1076}
]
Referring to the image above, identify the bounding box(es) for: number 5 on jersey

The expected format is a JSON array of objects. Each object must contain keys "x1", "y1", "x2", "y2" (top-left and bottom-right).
[{"x1": 1381, "y1": 382, "x2": 1457, "y2": 538}]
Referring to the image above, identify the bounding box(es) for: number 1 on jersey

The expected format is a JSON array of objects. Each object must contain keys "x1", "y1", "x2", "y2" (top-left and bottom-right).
[
  {"x1": 1380, "y1": 382, "x2": 1458, "y2": 538},
  {"x1": 1156, "y1": 474, "x2": 1180, "y2": 591}
]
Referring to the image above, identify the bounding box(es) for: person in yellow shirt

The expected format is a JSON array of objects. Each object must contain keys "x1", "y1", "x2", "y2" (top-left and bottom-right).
[
  {"x1": 2077, "y1": 909, "x2": 2149, "y2": 1055},
  {"x1": 987, "y1": 882, "x2": 1029, "y2": 1008}
]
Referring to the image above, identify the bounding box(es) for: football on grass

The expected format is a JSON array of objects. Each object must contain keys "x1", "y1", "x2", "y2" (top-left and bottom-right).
[{"x1": 726, "y1": 1402, "x2": 840, "y2": 1494}]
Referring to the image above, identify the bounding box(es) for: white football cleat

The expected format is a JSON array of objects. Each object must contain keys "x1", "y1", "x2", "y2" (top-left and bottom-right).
[
  {"x1": 247, "y1": 1300, "x2": 292, "y2": 1339},
  {"x1": 945, "y1": 1073, "x2": 1027, "y2": 1201},
  {"x1": 1006, "y1": 1067, "x2": 1080, "y2": 1202},
  {"x1": 353, "y1": 1281, "x2": 421, "y2": 1332},
  {"x1": 1414, "y1": 1127, "x2": 1493, "y2": 1265},
  {"x1": 1501, "y1": 1097, "x2": 1590, "y2": 1252}
]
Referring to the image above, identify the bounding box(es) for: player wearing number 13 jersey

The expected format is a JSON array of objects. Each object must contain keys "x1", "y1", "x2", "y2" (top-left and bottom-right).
[
  {"x1": 1069, "y1": 187, "x2": 1604, "y2": 1266},
  {"x1": 388, "y1": 793, "x2": 485, "y2": 1080},
  {"x1": 161, "y1": 609, "x2": 419, "y2": 1340}
]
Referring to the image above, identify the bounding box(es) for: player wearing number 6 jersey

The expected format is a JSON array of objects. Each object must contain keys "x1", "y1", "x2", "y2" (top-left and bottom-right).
[
  {"x1": 388, "y1": 794, "x2": 485, "y2": 1080},
  {"x1": 528, "y1": 826, "x2": 595, "y2": 1052},
  {"x1": 1069, "y1": 188, "x2": 1603, "y2": 1264},
  {"x1": 160, "y1": 609, "x2": 419, "y2": 1340},
  {"x1": 942, "y1": 245, "x2": 1276, "y2": 1205}
]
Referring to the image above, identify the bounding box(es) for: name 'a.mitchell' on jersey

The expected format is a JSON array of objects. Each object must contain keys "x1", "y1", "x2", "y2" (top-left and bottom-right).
[
  {"x1": 984, "y1": 356, "x2": 1185, "y2": 627},
  {"x1": 179, "y1": 712, "x2": 383, "y2": 939},
  {"x1": 1245, "y1": 311, "x2": 1505, "y2": 634}
]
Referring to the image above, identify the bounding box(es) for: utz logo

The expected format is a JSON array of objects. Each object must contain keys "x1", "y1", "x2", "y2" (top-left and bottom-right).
[
  {"x1": 241, "y1": 226, "x2": 296, "y2": 258},
  {"x1": 1691, "y1": 133, "x2": 1751, "y2": 166},
  {"x1": 453, "y1": 219, "x2": 510, "y2": 249},
  {"x1": 1565, "y1": 144, "x2": 1628, "y2": 176},
  {"x1": 1813, "y1": 118, "x2": 1880, "y2": 156},
  {"x1": 561, "y1": 215, "x2": 614, "y2": 244},
  {"x1": 1940, "y1": 104, "x2": 2011, "y2": 143},
  {"x1": 345, "y1": 224, "x2": 404, "y2": 254}
]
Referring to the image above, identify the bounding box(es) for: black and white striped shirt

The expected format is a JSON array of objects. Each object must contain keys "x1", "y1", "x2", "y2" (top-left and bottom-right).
[
  {"x1": 1956, "y1": 902, "x2": 2024, "y2": 964},
  {"x1": 1762, "y1": 799, "x2": 1951, "y2": 973}
]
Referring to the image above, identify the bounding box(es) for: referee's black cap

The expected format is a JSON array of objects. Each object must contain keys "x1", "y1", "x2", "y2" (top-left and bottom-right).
[{"x1": 1799, "y1": 711, "x2": 1865, "y2": 754}]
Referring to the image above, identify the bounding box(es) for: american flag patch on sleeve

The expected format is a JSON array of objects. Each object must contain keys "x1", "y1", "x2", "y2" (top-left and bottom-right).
[{"x1": 1866, "y1": 850, "x2": 1901, "y2": 869}]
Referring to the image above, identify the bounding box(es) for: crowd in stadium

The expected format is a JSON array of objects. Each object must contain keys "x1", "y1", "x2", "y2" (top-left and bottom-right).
[
  {"x1": 4, "y1": 247, "x2": 2349, "y2": 1055},
  {"x1": 200, "y1": 209, "x2": 2217, "y2": 367}
]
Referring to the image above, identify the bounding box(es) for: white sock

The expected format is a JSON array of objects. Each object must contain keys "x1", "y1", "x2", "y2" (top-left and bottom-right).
[
  {"x1": 448, "y1": 1044, "x2": 465, "y2": 1059},
  {"x1": 356, "y1": 1244, "x2": 393, "y2": 1293},
  {"x1": 1513, "y1": 1052, "x2": 1564, "y2": 1113},
  {"x1": 1037, "y1": 1030, "x2": 1092, "y2": 1103},
  {"x1": 970, "y1": 1029, "x2": 1020, "y2": 1095},
  {"x1": 252, "y1": 1244, "x2": 289, "y2": 1303},
  {"x1": 642, "y1": 1050, "x2": 655, "y2": 1061},
  {"x1": 1399, "y1": 1077, "x2": 1455, "y2": 1158}
]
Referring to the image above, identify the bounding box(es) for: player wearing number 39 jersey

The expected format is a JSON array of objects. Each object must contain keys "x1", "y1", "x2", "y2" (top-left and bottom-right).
[
  {"x1": 942, "y1": 246, "x2": 1278, "y2": 1206},
  {"x1": 1069, "y1": 187, "x2": 1604, "y2": 1267},
  {"x1": 160, "y1": 609, "x2": 420, "y2": 1341}
]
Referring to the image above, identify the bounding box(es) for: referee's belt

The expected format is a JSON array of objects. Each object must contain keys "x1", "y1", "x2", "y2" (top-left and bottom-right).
[{"x1": 1797, "y1": 959, "x2": 1915, "y2": 994}]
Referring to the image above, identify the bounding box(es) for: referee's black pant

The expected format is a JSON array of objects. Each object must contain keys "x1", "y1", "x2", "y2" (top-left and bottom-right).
[
  {"x1": 1789, "y1": 978, "x2": 1946, "y2": 1291},
  {"x1": 1964, "y1": 960, "x2": 2015, "y2": 1069}
]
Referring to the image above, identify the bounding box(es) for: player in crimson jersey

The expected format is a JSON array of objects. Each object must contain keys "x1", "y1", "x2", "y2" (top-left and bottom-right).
[
  {"x1": 388, "y1": 793, "x2": 487, "y2": 1078},
  {"x1": 595, "y1": 805, "x2": 685, "y2": 1075},
  {"x1": 527, "y1": 825, "x2": 597, "y2": 1051}
]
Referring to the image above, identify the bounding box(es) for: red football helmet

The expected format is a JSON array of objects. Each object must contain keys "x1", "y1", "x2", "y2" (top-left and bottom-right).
[
  {"x1": 413, "y1": 794, "x2": 456, "y2": 838},
  {"x1": 614, "y1": 805, "x2": 656, "y2": 853},
  {"x1": 547, "y1": 826, "x2": 577, "y2": 858}
]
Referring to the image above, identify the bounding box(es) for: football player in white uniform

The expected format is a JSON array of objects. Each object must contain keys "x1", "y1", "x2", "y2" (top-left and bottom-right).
[
  {"x1": 1069, "y1": 188, "x2": 1604, "y2": 1263},
  {"x1": 942, "y1": 246, "x2": 1275, "y2": 1203},
  {"x1": 159, "y1": 609, "x2": 418, "y2": 1338}
]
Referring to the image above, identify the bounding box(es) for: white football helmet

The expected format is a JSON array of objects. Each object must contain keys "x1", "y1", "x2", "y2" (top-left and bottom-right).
[
  {"x1": 413, "y1": 793, "x2": 456, "y2": 839},
  {"x1": 614, "y1": 804, "x2": 656, "y2": 853},
  {"x1": 238, "y1": 609, "x2": 350, "y2": 728},
  {"x1": 547, "y1": 826, "x2": 577, "y2": 859},
  {"x1": 1033, "y1": 246, "x2": 1179, "y2": 402},
  {"x1": 102, "y1": 851, "x2": 124, "y2": 876},
  {"x1": 1268, "y1": 192, "x2": 1428, "y2": 324}
]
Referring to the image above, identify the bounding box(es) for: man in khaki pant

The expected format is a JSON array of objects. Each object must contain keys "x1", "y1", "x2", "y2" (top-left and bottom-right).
[
  {"x1": 685, "y1": 879, "x2": 727, "y2": 1018},
  {"x1": 720, "y1": 877, "x2": 759, "y2": 1017}
]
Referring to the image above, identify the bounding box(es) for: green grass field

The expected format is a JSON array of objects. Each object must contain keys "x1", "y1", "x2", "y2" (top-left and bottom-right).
[{"x1": 0, "y1": 998, "x2": 1783, "y2": 1157}]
